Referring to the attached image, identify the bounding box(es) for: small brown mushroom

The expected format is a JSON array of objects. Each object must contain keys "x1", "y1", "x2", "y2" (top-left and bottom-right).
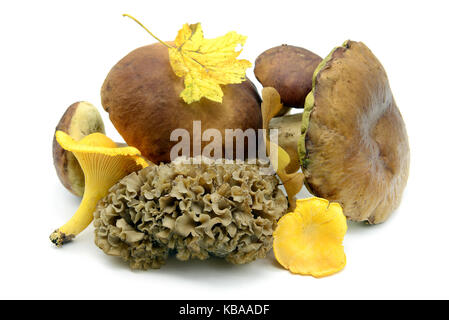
[
  {"x1": 53, "y1": 102, "x2": 105, "y2": 196},
  {"x1": 254, "y1": 45, "x2": 322, "y2": 109}
]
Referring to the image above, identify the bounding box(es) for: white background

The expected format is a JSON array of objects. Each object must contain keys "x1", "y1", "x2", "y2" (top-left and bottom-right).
[{"x1": 1, "y1": 0, "x2": 448, "y2": 299}]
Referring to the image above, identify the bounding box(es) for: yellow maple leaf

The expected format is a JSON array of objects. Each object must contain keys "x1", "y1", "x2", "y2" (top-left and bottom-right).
[{"x1": 123, "y1": 15, "x2": 252, "y2": 104}]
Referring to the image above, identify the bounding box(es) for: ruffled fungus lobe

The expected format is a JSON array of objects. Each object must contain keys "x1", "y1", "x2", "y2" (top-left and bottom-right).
[
  {"x1": 299, "y1": 40, "x2": 410, "y2": 224},
  {"x1": 93, "y1": 157, "x2": 288, "y2": 269},
  {"x1": 273, "y1": 198, "x2": 347, "y2": 278},
  {"x1": 50, "y1": 131, "x2": 148, "y2": 247}
]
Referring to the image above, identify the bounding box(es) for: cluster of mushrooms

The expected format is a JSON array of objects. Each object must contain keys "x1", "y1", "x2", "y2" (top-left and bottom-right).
[{"x1": 51, "y1": 35, "x2": 409, "y2": 277}]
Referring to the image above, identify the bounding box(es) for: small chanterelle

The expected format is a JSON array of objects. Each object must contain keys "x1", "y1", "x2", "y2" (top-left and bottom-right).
[{"x1": 179, "y1": 304, "x2": 270, "y2": 317}]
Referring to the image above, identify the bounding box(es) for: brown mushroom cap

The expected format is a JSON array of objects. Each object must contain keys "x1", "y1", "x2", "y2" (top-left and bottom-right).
[
  {"x1": 53, "y1": 101, "x2": 105, "y2": 196},
  {"x1": 254, "y1": 45, "x2": 322, "y2": 108},
  {"x1": 299, "y1": 40, "x2": 410, "y2": 224},
  {"x1": 101, "y1": 42, "x2": 262, "y2": 164}
]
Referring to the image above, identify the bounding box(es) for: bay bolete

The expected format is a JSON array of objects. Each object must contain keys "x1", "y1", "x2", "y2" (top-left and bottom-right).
[
  {"x1": 301, "y1": 40, "x2": 410, "y2": 223},
  {"x1": 267, "y1": 41, "x2": 410, "y2": 224},
  {"x1": 254, "y1": 45, "x2": 322, "y2": 109},
  {"x1": 101, "y1": 42, "x2": 262, "y2": 164}
]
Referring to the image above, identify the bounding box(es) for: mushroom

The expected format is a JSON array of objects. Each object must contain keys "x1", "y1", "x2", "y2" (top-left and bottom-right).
[
  {"x1": 268, "y1": 41, "x2": 410, "y2": 224},
  {"x1": 50, "y1": 131, "x2": 149, "y2": 247},
  {"x1": 254, "y1": 45, "x2": 322, "y2": 111},
  {"x1": 101, "y1": 42, "x2": 262, "y2": 164},
  {"x1": 261, "y1": 88, "x2": 303, "y2": 210},
  {"x1": 273, "y1": 198, "x2": 347, "y2": 278},
  {"x1": 93, "y1": 157, "x2": 288, "y2": 269},
  {"x1": 255, "y1": 44, "x2": 320, "y2": 170},
  {"x1": 300, "y1": 40, "x2": 410, "y2": 223},
  {"x1": 268, "y1": 113, "x2": 302, "y2": 174},
  {"x1": 53, "y1": 101, "x2": 105, "y2": 197}
]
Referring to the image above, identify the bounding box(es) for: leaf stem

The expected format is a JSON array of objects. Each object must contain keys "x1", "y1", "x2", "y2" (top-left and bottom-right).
[{"x1": 122, "y1": 14, "x2": 174, "y2": 49}]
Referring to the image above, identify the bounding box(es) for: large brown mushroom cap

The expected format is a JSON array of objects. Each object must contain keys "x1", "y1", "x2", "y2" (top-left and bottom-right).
[
  {"x1": 101, "y1": 42, "x2": 262, "y2": 164},
  {"x1": 299, "y1": 40, "x2": 410, "y2": 224}
]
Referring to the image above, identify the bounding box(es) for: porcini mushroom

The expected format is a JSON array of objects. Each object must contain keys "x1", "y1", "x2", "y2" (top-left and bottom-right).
[
  {"x1": 53, "y1": 101, "x2": 105, "y2": 196},
  {"x1": 50, "y1": 131, "x2": 149, "y2": 247},
  {"x1": 101, "y1": 42, "x2": 262, "y2": 164},
  {"x1": 266, "y1": 41, "x2": 410, "y2": 223}
]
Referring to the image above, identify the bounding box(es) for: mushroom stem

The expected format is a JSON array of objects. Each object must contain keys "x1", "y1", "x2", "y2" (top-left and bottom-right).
[
  {"x1": 50, "y1": 131, "x2": 149, "y2": 247},
  {"x1": 50, "y1": 184, "x2": 104, "y2": 247},
  {"x1": 269, "y1": 113, "x2": 302, "y2": 173}
]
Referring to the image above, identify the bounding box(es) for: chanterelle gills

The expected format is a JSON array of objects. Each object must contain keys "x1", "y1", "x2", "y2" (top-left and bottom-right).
[{"x1": 50, "y1": 131, "x2": 148, "y2": 247}]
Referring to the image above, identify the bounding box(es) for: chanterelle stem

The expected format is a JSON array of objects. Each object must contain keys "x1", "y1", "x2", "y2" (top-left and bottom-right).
[{"x1": 49, "y1": 183, "x2": 103, "y2": 247}]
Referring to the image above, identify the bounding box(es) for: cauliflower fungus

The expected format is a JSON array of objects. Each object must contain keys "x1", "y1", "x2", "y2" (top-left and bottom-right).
[{"x1": 93, "y1": 157, "x2": 288, "y2": 269}]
